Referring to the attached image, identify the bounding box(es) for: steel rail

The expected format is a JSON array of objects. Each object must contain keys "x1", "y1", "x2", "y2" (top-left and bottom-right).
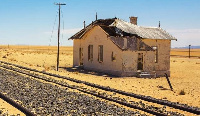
[
  {"x1": 0, "y1": 60, "x2": 200, "y2": 115},
  {"x1": 0, "y1": 92, "x2": 36, "y2": 116},
  {"x1": 0, "y1": 63, "x2": 168, "y2": 116}
]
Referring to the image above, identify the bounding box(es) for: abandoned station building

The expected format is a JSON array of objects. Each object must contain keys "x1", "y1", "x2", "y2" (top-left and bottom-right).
[{"x1": 69, "y1": 17, "x2": 177, "y2": 77}]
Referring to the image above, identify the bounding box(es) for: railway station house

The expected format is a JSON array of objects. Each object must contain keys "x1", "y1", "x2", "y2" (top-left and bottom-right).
[{"x1": 69, "y1": 17, "x2": 177, "y2": 77}]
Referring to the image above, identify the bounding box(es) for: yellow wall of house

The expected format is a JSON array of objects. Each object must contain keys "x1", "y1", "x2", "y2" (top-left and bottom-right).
[
  {"x1": 121, "y1": 50, "x2": 155, "y2": 76},
  {"x1": 73, "y1": 26, "x2": 123, "y2": 75},
  {"x1": 73, "y1": 27, "x2": 171, "y2": 77},
  {"x1": 73, "y1": 39, "x2": 81, "y2": 66},
  {"x1": 122, "y1": 51, "x2": 137, "y2": 72},
  {"x1": 142, "y1": 39, "x2": 171, "y2": 76}
]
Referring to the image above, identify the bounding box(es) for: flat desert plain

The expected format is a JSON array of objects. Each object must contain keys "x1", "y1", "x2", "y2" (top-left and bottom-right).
[
  {"x1": 0, "y1": 45, "x2": 200, "y2": 114},
  {"x1": 171, "y1": 49, "x2": 200, "y2": 57}
]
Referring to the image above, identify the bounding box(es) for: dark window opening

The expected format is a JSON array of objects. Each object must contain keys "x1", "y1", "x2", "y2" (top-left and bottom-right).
[
  {"x1": 88, "y1": 45, "x2": 93, "y2": 61},
  {"x1": 111, "y1": 52, "x2": 116, "y2": 61},
  {"x1": 98, "y1": 45, "x2": 103, "y2": 62}
]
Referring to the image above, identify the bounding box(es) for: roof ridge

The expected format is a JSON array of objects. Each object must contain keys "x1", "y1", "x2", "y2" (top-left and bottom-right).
[{"x1": 69, "y1": 17, "x2": 177, "y2": 40}]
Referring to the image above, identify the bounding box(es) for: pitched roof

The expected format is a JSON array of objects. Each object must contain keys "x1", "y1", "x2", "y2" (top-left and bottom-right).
[
  {"x1": 69, "y1": 18, "x2": 177, "y2": 40},
  {"x1": 69, "y1": 18, "x2": 116, "y2": 39}
]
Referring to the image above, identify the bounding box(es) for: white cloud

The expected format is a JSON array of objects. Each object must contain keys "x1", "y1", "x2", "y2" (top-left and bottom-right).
[
  {"x1": 167, "y1": 29, "x2": 200, "y2": 47},
  {"x1": 45, "y1": 27, "x2": 82, "y2": 36},
  {"x1": 168, "y1": 29, "x2": 200, "y2": 33},
  {"x1": 43, "y1": 28, "x2": 82, "y2": 46},
  {"x1": 62, "y1": 28, "x2": 82, "y2": 34}
]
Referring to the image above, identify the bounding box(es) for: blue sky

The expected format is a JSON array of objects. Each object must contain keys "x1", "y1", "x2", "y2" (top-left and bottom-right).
[{"x1": 0, "y1": 0, "x2": 200, "y2": 47}]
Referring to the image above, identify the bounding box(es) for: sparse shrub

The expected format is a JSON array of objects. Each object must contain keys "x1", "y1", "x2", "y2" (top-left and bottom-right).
[
  {"x1": 51, "y1": 66, "x2": 56, "y2": 70},
  {"x1": 2, "y1": 55, "x2": 7, "y2": 58},
  {"x1": 73, "y1": 71, "x2": 78, "y2": 74},
  {"x1": 179, "y1": 89, "x2": 186, "y2": 95},
  {"x1": 9, "y1": 58, "x2": 16, "y2": 61},
  {"x1": 44, "y1": 66, "x2": 50, "y2": 71}
]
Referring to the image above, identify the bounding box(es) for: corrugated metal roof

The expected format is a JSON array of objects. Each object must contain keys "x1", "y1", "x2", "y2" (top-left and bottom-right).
[
  {"x1": 69, "y1": 18, "x2": 177, "y2": 40},
  {"x1": 110, "y1": 19, "x2": 177, "y2": 40},
  {"x1": 69, "y1": 18, "x2": 116, "y2": 39}
]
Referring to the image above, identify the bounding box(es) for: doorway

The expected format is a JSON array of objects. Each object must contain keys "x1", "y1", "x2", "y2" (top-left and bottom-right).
[{"x1": 137, "y1": 53, "x2": 143, "y2": 70}]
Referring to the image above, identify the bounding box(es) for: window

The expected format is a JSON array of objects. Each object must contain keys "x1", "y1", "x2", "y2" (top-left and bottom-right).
[
  {"x1": 98, "y1": 45, "x2": 103, "y2": 62},
  {"x1": 111, "y1": 52, "x2": 116, "y2": 61},
  {"x1": 152, "y1": 46, "x2": 158, "y2": 63},
  {"x1": 123, "y1": 38, "x2": 127, "y2": 49},
  {"x1": 88, "y1": 45, "x2": 93, "y2": 61}
]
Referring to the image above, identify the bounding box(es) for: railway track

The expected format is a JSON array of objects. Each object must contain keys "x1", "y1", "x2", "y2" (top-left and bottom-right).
[{"x1": 0, "y1": 60, "x2": 200, "y2": 115}]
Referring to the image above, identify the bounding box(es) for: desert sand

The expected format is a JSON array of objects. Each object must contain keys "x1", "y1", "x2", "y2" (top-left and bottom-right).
[
  {"x1": 0, "y1": 98, "x2": 25, "y2": 115},
  {"x1": 0, "y1": 45, "x2": 200, "y2": 115}
]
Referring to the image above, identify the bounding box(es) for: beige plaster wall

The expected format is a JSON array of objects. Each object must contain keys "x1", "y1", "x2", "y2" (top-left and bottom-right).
[
  {"x1": 73, "y1": 39, "x2": 81, "y2": 66},
  {"x1": 121, "y1": 50, "x2": 155, "y2": 76},
  {"x1": 73, "y1": 26, "x2": 123, "y2": 76},
  {"x1": 142, "y1": 39, "x2": 171, "y2": 76},
  {"x1": 122, "y1": 51, "x2": 137, "y2": 72},
  {"x1": 73, "y1": 28, "x2": 171, "y2": 77},
  {"x1": 142, "y1": 51, "x2": 155, "y2": 72}
]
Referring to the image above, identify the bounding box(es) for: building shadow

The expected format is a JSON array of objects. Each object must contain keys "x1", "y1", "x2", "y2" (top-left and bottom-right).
[
  {"x1": 157, "y1": 85, "x2": 170, "y2": 90},
  {"x1": 60, "y1": 66, "x2": 117, "y2": 78}
]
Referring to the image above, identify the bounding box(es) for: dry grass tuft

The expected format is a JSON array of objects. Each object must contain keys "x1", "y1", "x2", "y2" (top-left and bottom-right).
[
  {"x1": 179, "y1": 89, "x2": 186, "y2": 95},
  {"x1": 44, "y1": 66, "x2": 50, "y2": 71},
  {"x1": 9, "y1": 58, "x2": 16, "y2": 61},
  {"x1": 2, "y1": 55, "x2": 7, "y2": 58},
  {"x1": 73, "y1": 71, "x2": 79, "y2": 74}
]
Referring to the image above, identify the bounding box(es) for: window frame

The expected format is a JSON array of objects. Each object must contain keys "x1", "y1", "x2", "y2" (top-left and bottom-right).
[
  {"x1": 98, "y1": 45, "x2": 103, "y2": 63},
  {"x1": 152, "y1": 46, "x2": 158, "y2": 63},
  {"x1": 88, "y1": 45, "x2": 93, "y2": 61}
]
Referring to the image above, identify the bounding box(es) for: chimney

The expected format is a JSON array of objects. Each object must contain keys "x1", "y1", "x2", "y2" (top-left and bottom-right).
[
  {"x1": 96, "y1": 12, "x2": 97, "y2": 21},
  {"x1": 83, "y1": 21, "x2": 86, "y2": 29},
  {"x1": 129, "y1": 16, "x2": 137, "y2": 25}
]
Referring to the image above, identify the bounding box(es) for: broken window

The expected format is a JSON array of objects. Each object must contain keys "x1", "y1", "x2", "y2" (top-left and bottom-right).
[
  {"x1": 98, "y1": 45, "x2": 103, "y2": 63},
  {"x1": 123, "y1": 38, "x2": 127, "y2": 49},
  {"x1": 88, "y1": 45, "x2": 93, "y2": 61},
  {"x1": 111, "y1": 52, "x2": 116, "y2": 61},
  {"x1": 152, "y1": 46, "x2": 158, "y2": 63}
]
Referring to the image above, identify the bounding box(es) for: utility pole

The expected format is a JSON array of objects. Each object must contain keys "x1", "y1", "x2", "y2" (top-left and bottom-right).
[
  {"x1": 55, "y1": 3, "x2": 66, "y2": 71},
  {"x1": 189, "y1": 45, "x2": 191, "y2": 58}
]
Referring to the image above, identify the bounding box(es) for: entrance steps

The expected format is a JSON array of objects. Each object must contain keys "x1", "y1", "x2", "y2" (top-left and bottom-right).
[{"x1": 137, "y1": 71, "x2": 156, "y2": 78}]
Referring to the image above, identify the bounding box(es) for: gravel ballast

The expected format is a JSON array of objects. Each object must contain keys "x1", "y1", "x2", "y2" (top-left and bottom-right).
[{"x1": 0, "y1": 68, "x2": 144, "y2": 115}]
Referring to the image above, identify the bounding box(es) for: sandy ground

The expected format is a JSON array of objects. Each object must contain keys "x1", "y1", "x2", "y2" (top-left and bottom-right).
[
  {"x1": 0, "y1": 45, "x2": 200, "y2": 114},
  {"x1": 0, "y1": 98, "x2": 25, "y2": 115},
  {"x1": 171, "y1": 49, "x2": 200, "y2": 57}
]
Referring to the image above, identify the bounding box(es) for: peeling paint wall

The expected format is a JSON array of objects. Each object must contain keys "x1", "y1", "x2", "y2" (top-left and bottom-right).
[
  {"x1": 142, "y1": 51, "x2": 155, "y2": 72},
  {"x1": 122, "y1": 51, "x2": 137, "y2": 72},
  {"x1": 121, "y1": 50, "x2": 155, "y2": 76},
  {"x1": 142, "y1": 39, "x2": 171, "y2": 76},
  {"x1": 110, "y1": 36, "x2": 153, "y2": 51},
  {"x1": 121, "y1": 51, "x2": 137, "y2": 76},
  {"x1": 110, "y1": 36, "x2": 138, "y2": 50}
]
